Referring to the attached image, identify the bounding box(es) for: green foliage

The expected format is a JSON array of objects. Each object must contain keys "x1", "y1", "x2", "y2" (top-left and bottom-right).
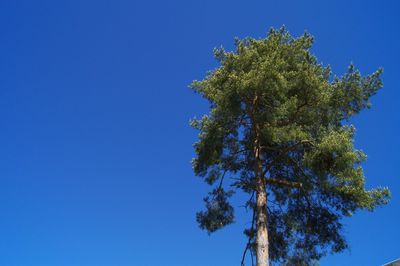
[
  {"x1": 190, "y1": 26, "x2": 390, "y2": 264},
  {"x1": 196, "y1": 188, "x2": 235, "y2": 233}
]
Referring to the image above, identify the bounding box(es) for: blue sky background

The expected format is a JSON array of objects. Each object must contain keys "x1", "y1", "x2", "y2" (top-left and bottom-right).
[{"x1": 0, "y1": 0, "x2": 398, "y2": 265}]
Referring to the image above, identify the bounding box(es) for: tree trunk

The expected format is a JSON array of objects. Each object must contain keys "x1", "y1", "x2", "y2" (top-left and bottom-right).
[
  {"x1": 251, "y1": 95, "x2": 269, "y2": 266},
  {"x1": 254, "y1": 132, "x2": 269, "y2": 266},
  {"x1": 255, "y1": 163, "x2": 269, "y2": 266}
]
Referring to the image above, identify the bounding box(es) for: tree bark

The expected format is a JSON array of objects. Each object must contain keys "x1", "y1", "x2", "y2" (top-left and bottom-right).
[
  {"x1": 250, "y1": 94, "x2": 269, "y2": 266},
  {"x1": 253, "y1": 123, "x2": 269, "y2": 266},
  {"x1": 256, "y1": 183, "x2": 269, "y2": 266}
]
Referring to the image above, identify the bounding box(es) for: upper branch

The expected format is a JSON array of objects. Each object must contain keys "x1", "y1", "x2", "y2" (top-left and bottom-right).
[{"x1": 263, "y1": 140, "x2": 315, "y2": 176}]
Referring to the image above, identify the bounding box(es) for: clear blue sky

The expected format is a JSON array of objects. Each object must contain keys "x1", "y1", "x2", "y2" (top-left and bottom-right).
[{"x1": 0, "y1": 0, "x2": 398, "y2": 265}]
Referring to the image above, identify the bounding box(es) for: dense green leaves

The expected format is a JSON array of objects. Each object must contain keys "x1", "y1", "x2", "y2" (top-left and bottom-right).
[
  {"x1": 190, "y1": 27, "x2": 390, "y2": 264},
  {"x1": 196, "y1": 188, "x2": 235, "y2": 233}
]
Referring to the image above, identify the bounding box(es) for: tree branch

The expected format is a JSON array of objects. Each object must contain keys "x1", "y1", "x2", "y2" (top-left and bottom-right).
[
  {"x1": 266, "y1": 178, "x2": 303, "y2": 189},
  {"x1": 275, "y1": 100, "x2": 310, "y2": 127},
  {"x1": 241, "y1": 204, "x2": 256, "y2": 266},
  {"x1": 263, "y1": 140, "x2": 314, "y2": 176},
  {"x1": 217, "y1": 169, "x2": 228, "y2": 191}
]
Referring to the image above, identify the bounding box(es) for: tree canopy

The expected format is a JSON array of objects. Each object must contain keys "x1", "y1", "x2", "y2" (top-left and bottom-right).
[{"x1": 190, "y1": 27, "x2": 390, "y2": 265}]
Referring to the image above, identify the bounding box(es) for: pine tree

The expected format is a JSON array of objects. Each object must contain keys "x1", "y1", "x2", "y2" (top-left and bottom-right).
[{"x1": 190, "y1": 27, "x2": 390, "y2": 266}]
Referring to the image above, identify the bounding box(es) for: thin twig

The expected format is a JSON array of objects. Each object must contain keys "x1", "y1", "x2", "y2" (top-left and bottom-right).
[{"x1": 241, "y1": 200, "x2": 256, "y2": 266}]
